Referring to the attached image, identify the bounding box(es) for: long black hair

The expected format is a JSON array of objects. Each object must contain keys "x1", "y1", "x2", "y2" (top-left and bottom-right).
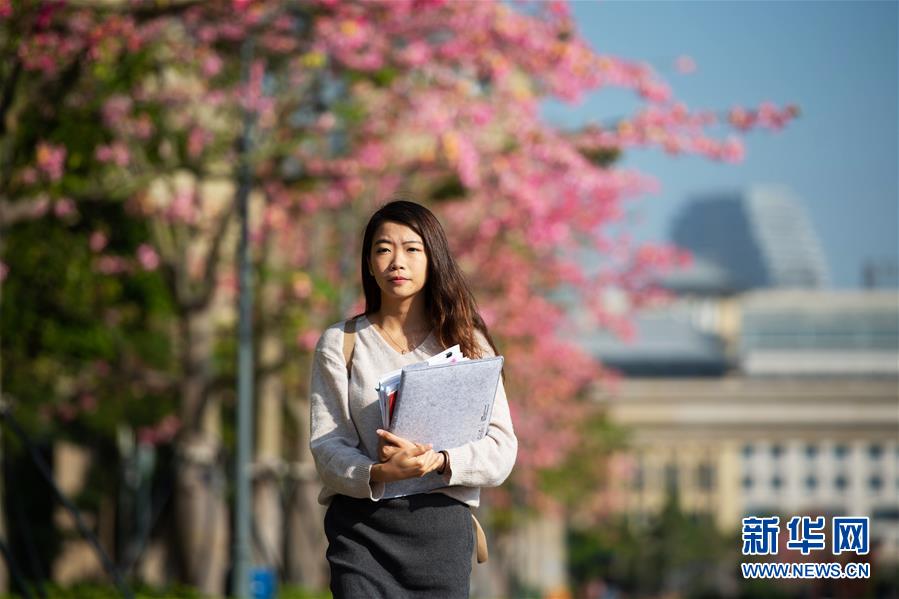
[{"x1": 356, "y1": 200, "x2": 499, "y2": 359}]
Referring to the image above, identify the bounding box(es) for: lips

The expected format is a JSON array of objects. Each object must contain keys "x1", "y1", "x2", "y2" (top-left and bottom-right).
[{"x1": 389, "y1": 277, "x2": 408, "y2": 282}]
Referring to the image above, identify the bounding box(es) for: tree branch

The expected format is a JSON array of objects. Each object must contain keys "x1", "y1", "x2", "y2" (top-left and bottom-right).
[{"x1": 186, "y1": 197, "x2": 235, "y2": 312}]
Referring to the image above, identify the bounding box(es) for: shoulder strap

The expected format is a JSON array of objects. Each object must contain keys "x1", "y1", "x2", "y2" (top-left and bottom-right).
[
  {"x1": 342, "y1": 317, "x2": 357, "y2": 379},
  {"x1": 471, "y1": 512, "x2": 488, "y2": 563}
]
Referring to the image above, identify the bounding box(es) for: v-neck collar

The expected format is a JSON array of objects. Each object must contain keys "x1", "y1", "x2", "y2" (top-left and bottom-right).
[{"x1": 361, "y1": 314, "x2": 435, "y2": 357}]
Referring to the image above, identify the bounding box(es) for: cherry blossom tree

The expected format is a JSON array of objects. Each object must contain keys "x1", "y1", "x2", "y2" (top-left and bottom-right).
[{"x1": 0, "y1": 0, "x2": 796, "y2": 592}]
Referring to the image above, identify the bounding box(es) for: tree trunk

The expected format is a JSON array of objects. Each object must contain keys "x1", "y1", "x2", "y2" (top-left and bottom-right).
[
  {"x1": 51, "y1": 442, "x2": 105, "y2": 584},
  {"x1": 253, "y1": 272, "x2": 285, "y2": 571},
  {"x1": 0, "y1": 428, "x2": 7, "y2": 595},
  {"x1": 283, "y1": 407, "x2": 328, "y2": 591},
  {"x1": 173, "y1": 307, "x2": 229, "y2": 595},
  {"x1": 174, "y1": 430, "x2": 228, "y2": 596},
  {"x1": 282, "y1": 211, "x2": 340, "y2": 591}
]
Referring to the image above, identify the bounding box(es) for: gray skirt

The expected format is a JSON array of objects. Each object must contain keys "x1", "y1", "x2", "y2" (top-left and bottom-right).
[{"x1": 324, "y1": 493, "x2": 474, "y2": 598}]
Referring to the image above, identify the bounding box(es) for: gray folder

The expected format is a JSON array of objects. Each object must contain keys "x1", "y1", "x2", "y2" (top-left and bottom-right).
[{"x1": 382, "y1": 355, "x2": 504, "y2": 499}]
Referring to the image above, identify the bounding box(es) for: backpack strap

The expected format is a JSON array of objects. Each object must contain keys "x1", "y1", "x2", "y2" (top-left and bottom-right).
[{"x1": 342, "y1": 317, "x2": 357, "y2": 379}]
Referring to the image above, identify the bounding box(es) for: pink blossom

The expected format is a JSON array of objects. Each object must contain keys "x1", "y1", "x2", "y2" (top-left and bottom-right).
[
  {"x1": 97, "y1": 255, "x2": 129, "y2": 275},
  {"x1": 154, "y1": 414, "x2": 181, "y2": 444},
  {"x1": 95, "y1": 142, "x2": 130, "y2": 167},
  {"x1": 398, "y1": 41, "x2": 431, "y2": 67},
  {"x1": 0, "y1": 0, "x2": 11, "y2": 18},
  {"x1": 469, "y1": 104, "x2": 493, "y2": 126},
  {"x1": 89, "y1": 231, "x2": 108, "y2": 253},
  {"x1": 166, "y1": 189, "x2": 197, "y2": 223},
  {"x1": 241, "y1": 59, "x2": 268, "y2": 112},
  {"x1": 719, "y1": 136, "x2": 745, "y2": 163},
  {"x1": 137, "y1": 427, "x2": 157, "y2": 446},
  {"x1": 356, "y1": 142, "x2": 386, "y2": 170},
  {"x1": 53, "y1": 198, "x2": 76, "y2": 218},
  {"x1": 218, "y1": 22, "x2": 246, "y2": 41},
  {"x1": 101, "y1": 95, "x2": 133, "y2": 129},
  {"x1": 78, "y1": 393, "x2": 98, "y2": 413},
  {"x1": 547, "y1": 0, "x2": 570, "y2": 17},
  {"x1": 315, "y1": 112, "x2": 336, "y2": 131},
  {"x1": 297, "y1": 330, "x2": 321, "y2": 351},
  {"x1": 674, "y1": 54, "x2": 696, "y2": 74},
  {"x1": 36, "y1": 142, "x2": 66, "y2": 181},
  {"x1": 20, "y1": 167, "x2": 38, "y2": 185},
  {"x1": 30, "y1": 196, "x2": 51, "y2": 218},
  {"x1": 36, "y1": 1, "x2": 64, "y2": 29},
  {"x1": 757, "y1": 101, "x2": 780, "y2": 128},
  {"x1": 136, "y1": 244, "x2": 160, "y2": 271},
  {"x1": 202, "y1": 53, "x2": 224, "y2": 77},
  {"x1": 187, "y1": 127, "x2": 211, "y2": 159},
  {"x1": 728, "y1": 106, "x2": 753, "y2": 130},
  {"x1": 134, "y1": 113, "x2": 155, "y2": 139},
  {"x1": 19, "y1": 32, "x2": 80, "y2": 76}
]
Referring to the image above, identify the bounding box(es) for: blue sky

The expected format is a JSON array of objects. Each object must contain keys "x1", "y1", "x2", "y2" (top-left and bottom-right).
[{"x1": 541, "y1": 1, "x2": 898, "y2": 288}]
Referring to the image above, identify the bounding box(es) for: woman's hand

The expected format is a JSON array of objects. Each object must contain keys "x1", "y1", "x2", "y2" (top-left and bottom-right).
[
  {"x1": 376, "y1": 429, "x2": 424, "y2": 462},
  {"x1": 371, "y1": 429, "x2": 444, "y2": 482}
]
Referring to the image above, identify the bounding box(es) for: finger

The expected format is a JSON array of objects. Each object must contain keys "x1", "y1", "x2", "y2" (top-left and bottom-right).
[
  {"x1": 409, "y1": 443, "x2": 432, "y2": 457},
  {"x1": 399, "y1": 445, "x2": 430, "y2": 463},
  {"x1": 377, "y1": 429, "x2": 412, "y2": 447},
  {"x1": 426, "y1": 451, "x2": 441, "y2": 471},
  {"x1": 420, "y1": 451, "x2": 441, "y2": 476}
]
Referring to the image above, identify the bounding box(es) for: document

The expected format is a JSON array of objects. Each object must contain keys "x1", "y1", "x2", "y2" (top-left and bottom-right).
[
  {"x1": 381, "y1": 355, "x2": 504, "y2": 499},
  {"x1": 375, "y1": 344, "x2": 466, "y2": 429}
]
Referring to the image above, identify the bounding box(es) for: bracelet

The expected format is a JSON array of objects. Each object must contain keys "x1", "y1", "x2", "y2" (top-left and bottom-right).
[{"x1": 436, "y1": 450, "x2": 449, "y2": 475}]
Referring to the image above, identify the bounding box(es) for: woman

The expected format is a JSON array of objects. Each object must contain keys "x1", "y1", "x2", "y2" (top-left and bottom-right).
[{"x1": 309, "y1": 200, "x2": 518, "y2": 598}]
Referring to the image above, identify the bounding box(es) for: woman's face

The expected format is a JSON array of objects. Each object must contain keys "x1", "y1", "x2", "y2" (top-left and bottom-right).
[{"x1": 369, "y1": 220, "x2": 428, "y2": 303}]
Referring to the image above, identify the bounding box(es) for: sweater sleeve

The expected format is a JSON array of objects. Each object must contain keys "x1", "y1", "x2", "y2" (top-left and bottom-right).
[
  {"x1": 308, "y1": 329, "x2": 385, "y2": 501},
  {"x1": 443, "y1": 332, "x2": 518, "y2": 488}
]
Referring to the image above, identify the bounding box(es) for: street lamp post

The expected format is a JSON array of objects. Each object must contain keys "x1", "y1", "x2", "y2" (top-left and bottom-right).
[{"x1": 233, "y1": 29, "x2": 258, "y2": 599}]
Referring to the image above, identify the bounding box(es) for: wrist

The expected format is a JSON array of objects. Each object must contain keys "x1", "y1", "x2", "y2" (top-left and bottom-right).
[
  {"x1": 436, "y1": 450, "x2": 449, "y2": 475},
  {"x1": 370, "y1": 462, "x2": 385, "y2": 483}
]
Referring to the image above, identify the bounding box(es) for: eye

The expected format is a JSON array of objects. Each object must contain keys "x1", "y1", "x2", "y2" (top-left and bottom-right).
[{"x1": 375, "y1": 248, "x2": 389, "y2": 254}]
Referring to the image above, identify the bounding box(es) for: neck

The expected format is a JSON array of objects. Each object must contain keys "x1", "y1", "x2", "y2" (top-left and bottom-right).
[{"x1": 375, "y1": 295, "x2": 429, "y2": 333}]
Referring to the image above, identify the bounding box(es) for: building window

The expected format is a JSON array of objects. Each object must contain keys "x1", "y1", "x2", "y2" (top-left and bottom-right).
[
  {"x1": 805, "y1": 444, "x2": 818, "y2": 459},
  {"x1": 805, "y1": 475, "x2": 818, "y2": 490},
  {"x1": 868, "y1": 444, "x2": 883, "y2": 460},
  {"x1": 665, "y1": 463, "x2": 679, "y2": 493},
  {"x1": 873, "y1": 506, "x2": 899, "y2": 522},
  {"x1": 869, "y1": 476, "x2": 883, "y2": 491},
  {"x1": 771, "y1": 475, "x2": 783, "y2": 490},
  {"x1": 742, "y1": 475, "x2": 753, "y2": 490},
  {"x1": 771, "y1": 444, "x2": 784, "y2": 459},
  {"x1": 742, "y1": 444, "x2": 754, "y2": 458},
  {"x1": 632, "y1": 462, "x2": 644, "y2": 492},
  {"x1": 835, "y1": 474, "x2": 848, "y2": 491},
  {"x1": 834, "y1": 444, "x2": 849, "y2": 460},
  {"x1": 697, "y1": 463, "x2": 715, "y2": 491}
]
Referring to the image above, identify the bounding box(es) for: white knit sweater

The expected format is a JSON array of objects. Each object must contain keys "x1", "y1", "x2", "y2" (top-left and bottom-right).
[{"x1": 309, "y1": 315, "x2": 518, "y2": 507}]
